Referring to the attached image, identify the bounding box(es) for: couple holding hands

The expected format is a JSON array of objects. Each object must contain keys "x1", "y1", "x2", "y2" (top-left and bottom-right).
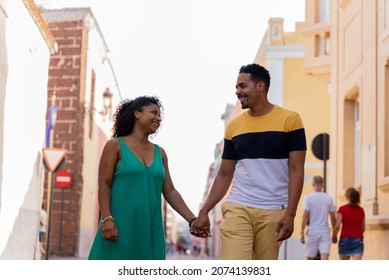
[{"x1": 88, "y1": 63, "x2": 307, "y2": 260}]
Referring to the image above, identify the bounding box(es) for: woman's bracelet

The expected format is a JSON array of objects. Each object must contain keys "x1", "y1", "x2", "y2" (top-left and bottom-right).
[
  {"x1": 188, "y1": 217, "x2": 197, "y2": 228},
  {"x1": 99, "y1": 215, "x2": 114, "y2": 228}
]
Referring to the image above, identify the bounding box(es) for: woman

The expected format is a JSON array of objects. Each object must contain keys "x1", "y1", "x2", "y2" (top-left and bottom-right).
[
  {"x1": 332, "y1": 187, "x2": 365, "y2": 260},
  {"x1": 88, "y1": 96, "x2": 196, "y2": 260}
]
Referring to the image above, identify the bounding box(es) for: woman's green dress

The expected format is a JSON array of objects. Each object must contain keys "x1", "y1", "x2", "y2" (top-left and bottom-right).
[{"x1": 88, "y1": 138, "x2": 166, "y2": 260}]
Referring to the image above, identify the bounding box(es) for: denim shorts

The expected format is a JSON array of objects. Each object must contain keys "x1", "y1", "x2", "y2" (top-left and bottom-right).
[
  {"x1": 39, "y1": 231, "x2": 45, "y2": 242},
  {"x1": 338, "y1": 237, "x2": 364, "y2": 256}
]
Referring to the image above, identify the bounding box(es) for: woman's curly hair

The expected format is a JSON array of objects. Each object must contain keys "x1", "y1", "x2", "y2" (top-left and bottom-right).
[{"x1": 112, "y1": 96, "x2": 163, "y2": 138}]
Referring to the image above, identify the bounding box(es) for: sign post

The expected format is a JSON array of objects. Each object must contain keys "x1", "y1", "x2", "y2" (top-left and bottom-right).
[
  {"x1": 42, "y1": 148, "x2": 67, "y2": 260},
  {"x1": 54, "y1": 170, "x2": 72, "y2": 255},
  {"x1": 311, "y1": 133, "x2": 330, "y2": 192}
]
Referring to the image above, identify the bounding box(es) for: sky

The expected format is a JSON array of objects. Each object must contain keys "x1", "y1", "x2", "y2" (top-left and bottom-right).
[{"x1": 38, "y1": 0, "x2": 305, "y2": 222}]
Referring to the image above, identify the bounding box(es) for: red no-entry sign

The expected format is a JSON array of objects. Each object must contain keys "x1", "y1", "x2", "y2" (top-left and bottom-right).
[{"x1": 55, "y1": 170, "x2": 72, "y2": 188}]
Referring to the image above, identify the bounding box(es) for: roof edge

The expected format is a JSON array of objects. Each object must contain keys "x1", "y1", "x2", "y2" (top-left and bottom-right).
[
  {"x1": 22, "y1": 0, "x2": 57, "y2": 54},
  {"x1": 40, "y1": 7, "x2": 109, "y2": 54}
]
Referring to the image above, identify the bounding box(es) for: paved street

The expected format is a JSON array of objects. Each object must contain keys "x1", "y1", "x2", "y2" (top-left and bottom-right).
[
  {"x1": 167, "y1": 253, "x2": 216, "y2": 260},
  {"x1": 49, "y1": 253, "x2": 216, "y2": 260}
]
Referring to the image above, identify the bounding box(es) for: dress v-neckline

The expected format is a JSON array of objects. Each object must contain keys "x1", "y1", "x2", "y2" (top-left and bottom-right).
[{"x1": 119, "y1": 138, "x2": 156, "y2": 168}]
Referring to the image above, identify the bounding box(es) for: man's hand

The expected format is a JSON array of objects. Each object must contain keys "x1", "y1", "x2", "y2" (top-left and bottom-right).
[
  {"x1": 190, "y1": 212, "x2": 211, "y2": 238},
  {"x1": 275, "y1": 214, "x2": 294, "y2": 241}
]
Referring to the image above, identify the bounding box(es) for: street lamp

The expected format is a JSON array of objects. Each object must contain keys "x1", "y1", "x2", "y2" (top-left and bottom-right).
[{"x1": 101, "y1": 87, "x2": 113, "y2": 118}]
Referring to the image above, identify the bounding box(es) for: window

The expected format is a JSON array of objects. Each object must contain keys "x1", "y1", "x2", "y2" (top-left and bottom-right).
[
  {"x1": 315, "y1": 35, "x2": 322, "y2": 57},
  {"x1": 343, "y1": 95, "x2": 360, "y2": 189},
  {"x1": 318, "y1": 0, "x2": 330, "y2": 23},
  {"x1": 324, "y1": 32, "x2": 331, "y2": 55}
]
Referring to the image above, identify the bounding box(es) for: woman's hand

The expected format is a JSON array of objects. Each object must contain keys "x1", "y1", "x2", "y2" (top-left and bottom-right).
[
  {"x1": 101, "y1": 220, "x2": 118, "y2": 242},
  {"x1": 190, "y1": 213, "x2": 211, "y2": 238}
]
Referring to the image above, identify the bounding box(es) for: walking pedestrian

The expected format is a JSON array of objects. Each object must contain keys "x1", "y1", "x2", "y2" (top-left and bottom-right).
[
  {"x1": 190, "y1": 63, "x2": 307, "y2": 260},
  {"x1": 332, "y1": 187, "x2": 365, "y2": 260},
  {"x1": 300, "y1": 176, "x2": 336, "y2": 260},
  {"x1": 88, "y1": 96, "x2": 196, "y2": 260}
]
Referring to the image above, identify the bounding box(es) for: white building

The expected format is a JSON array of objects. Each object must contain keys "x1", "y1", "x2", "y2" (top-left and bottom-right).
[{"x1": 0, "y1": 0, "x2": 56, "y2": 259}]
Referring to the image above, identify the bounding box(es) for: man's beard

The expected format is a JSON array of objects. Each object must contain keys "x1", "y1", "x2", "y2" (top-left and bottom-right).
[{"x1": 241, "y1": 103, "x2": 248, "y2": 109}]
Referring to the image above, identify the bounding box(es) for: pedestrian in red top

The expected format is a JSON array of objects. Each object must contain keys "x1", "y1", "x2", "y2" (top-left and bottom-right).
[{"x1": 332, "y1": 187, "x2": 365, "y2": 260}]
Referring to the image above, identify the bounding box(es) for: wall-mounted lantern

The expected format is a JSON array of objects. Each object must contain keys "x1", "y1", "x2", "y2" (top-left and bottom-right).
[{"x1": 101, "y1": 87, "x2": 113, "y2": 117}]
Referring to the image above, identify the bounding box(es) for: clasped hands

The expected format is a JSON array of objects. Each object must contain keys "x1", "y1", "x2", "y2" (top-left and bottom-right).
[
  {"x1": 189, "y1": 214, "x2": 211, "y2": 238},
  {"x1": 189, "y1": 212, "x2": 294, "y2": 241}
]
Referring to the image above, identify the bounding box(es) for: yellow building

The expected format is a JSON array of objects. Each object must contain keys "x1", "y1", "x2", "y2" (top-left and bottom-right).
[{"x1": 303, "y1": 0, "x2": 389, "y2": 259}]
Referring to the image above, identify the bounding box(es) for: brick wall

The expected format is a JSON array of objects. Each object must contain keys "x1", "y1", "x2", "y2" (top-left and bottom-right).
[{"x1": 44, "y1": 20, "x2": 89, "y2": 257}]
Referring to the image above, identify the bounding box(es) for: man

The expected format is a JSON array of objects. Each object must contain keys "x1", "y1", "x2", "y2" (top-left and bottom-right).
[
  {"x1": 190, "y1": 63, "x2": 306, "y2": 260},
  {"x1": 301, "y1": 175, "x2": 336, "y2": 260}
]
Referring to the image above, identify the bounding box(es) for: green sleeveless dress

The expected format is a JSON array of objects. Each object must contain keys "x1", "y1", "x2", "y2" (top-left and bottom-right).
[{"x1": 88, "y1": 138, "x2": 166, "y2": 260}]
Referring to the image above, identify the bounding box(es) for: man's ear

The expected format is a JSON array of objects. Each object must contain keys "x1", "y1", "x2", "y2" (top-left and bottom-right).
[{"x1": 256, "y1": 81, "x2": 266, "y2": 92}]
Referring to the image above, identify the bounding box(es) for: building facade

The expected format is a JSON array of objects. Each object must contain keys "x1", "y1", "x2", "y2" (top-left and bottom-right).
[
  {"x1": 303, "y1": 0, "x2": 389, "y2": 259},
  {"x1": 40, "y1": 7, "x2": 121, "y2": 258},
  {"x1": 0, "y1": 0, "x2": 56, "y2": 259}
]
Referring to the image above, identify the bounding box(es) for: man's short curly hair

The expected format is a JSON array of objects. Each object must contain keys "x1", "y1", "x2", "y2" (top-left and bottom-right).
[{"x1": 239, "y1": 63, "x2": 271, "y2": 92}]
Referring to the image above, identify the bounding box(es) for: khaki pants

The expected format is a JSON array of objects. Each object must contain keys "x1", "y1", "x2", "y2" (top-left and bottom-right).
[{"x1": 220, "y1": 202, "x2": 286, "y2": 260}]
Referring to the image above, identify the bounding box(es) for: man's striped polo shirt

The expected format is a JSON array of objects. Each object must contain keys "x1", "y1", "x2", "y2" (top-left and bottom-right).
[{"x1": 222, "y1": 105, "x2": 307, "y2": 210}]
